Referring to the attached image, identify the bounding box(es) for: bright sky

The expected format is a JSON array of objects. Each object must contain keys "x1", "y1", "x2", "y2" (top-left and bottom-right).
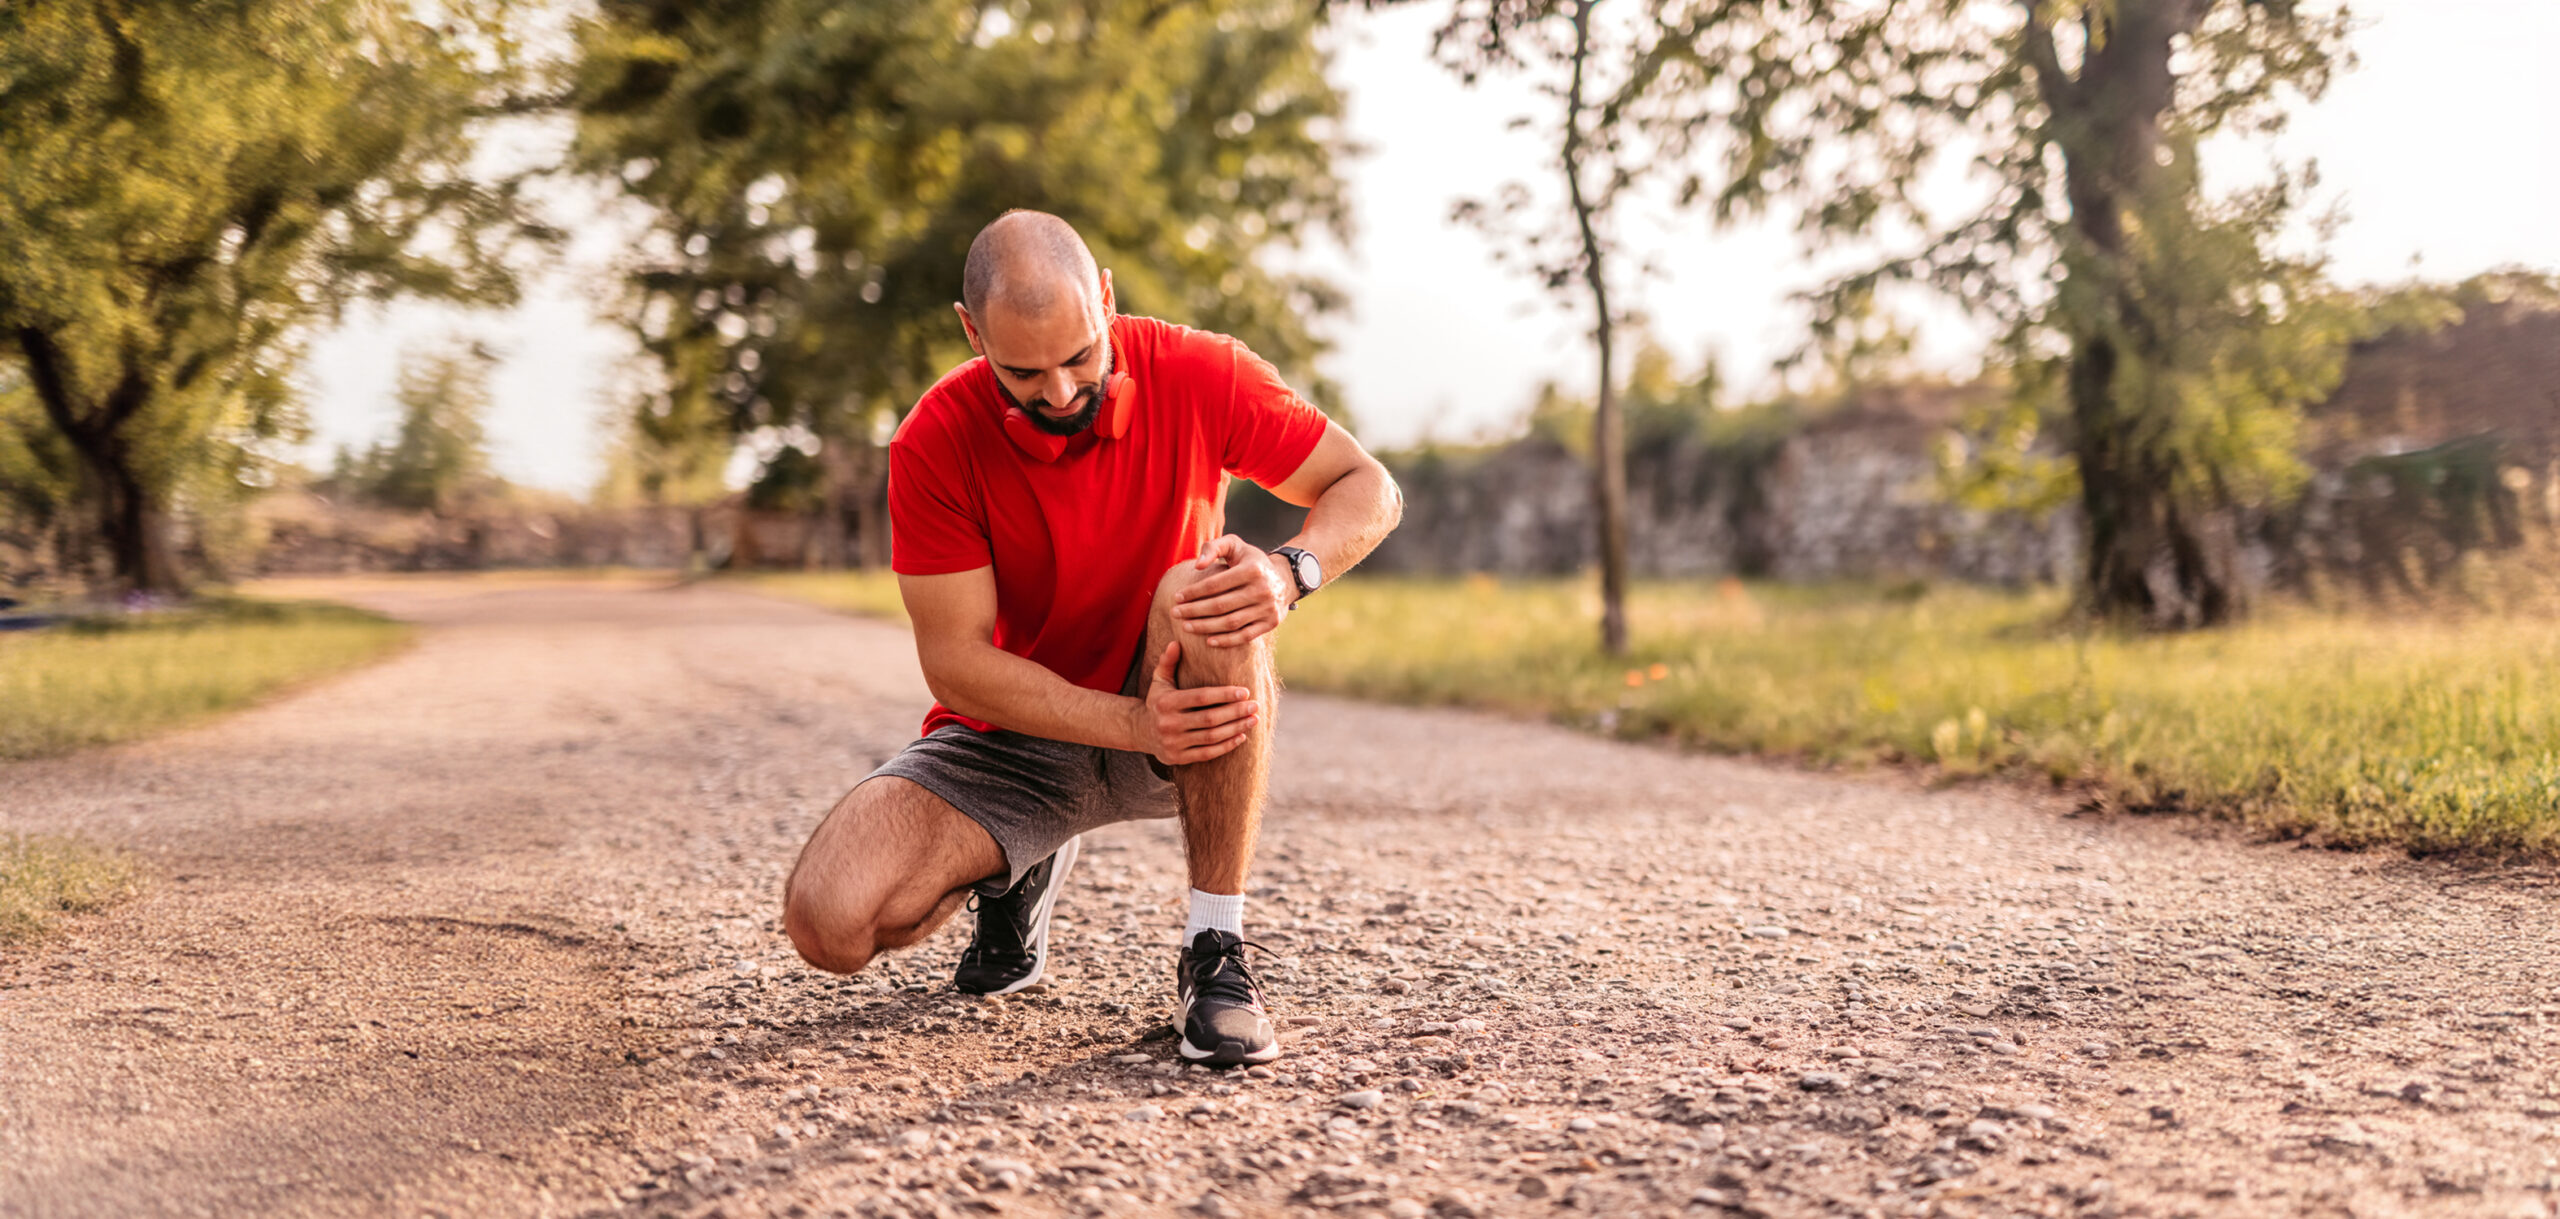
[{"x1": 302, "y1": 0, "x2": 2560, "y2": 494}]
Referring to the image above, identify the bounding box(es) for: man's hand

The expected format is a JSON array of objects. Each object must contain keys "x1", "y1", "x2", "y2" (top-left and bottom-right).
[
  {"x1": 1130, "y1": 641, "x2": 1258, "y2": 766},
  {"x1": 1172, "y1": 534, "x2": 1295, "y2": 648}
]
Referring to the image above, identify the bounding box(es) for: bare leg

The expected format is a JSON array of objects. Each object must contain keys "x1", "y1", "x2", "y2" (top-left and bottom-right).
[
  {"x1": 1146, "y1": 561, "x2": 1279, "y2": 897},
  {"x1": 781, "y1": 776, "x2": 1006, "y2": 974}
]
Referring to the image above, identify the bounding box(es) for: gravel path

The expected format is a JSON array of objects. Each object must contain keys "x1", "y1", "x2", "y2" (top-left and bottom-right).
[{"x1": 4, "y1": 576, "x2": 2558, "y2": 1219}]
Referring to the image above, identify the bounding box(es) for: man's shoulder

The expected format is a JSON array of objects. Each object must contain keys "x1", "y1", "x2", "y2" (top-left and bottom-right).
[
  {"x1": 893, "y1": 359, "x2": 994, "y2": 451},
  {"x1": 1119, "y1": 314, "x2": 1246, "y2": 380}
]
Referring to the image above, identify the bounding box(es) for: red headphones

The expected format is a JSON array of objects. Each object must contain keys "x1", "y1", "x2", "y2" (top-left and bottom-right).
[{"x1": 1001, "y1": 368, "x2": 1133, "y2": 462}]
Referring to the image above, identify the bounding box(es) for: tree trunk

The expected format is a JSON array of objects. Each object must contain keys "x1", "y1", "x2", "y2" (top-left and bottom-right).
[
  {"x1": 1591, "y1": 319, "x2": 1628, "y2": 653},
  {"x1": 14, "y1": 326, "x2": 187, "y2": 596},
  {"x1": 2036, "y1": 0, "x2": 2239, "y2": 628},
  {"x1": 1564, "y1": 0, "x2": 1630, "y2": 655},
  {"x1": 95, "y1": 454, "x2": 182, "y2": 596},
  {"x1": 2068, "y1": 387, "x2": 2240, "y2": 628}
]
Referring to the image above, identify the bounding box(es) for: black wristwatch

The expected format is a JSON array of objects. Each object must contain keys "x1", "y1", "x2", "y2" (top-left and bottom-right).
[{"x1": 1273, "y1": 545, "x2": 1323, "y2": 604}]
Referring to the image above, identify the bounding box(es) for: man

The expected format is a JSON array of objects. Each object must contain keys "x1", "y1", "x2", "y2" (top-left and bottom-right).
[{"x1": 781, "y1": 210, "x2": 1401, "y2": 1067}]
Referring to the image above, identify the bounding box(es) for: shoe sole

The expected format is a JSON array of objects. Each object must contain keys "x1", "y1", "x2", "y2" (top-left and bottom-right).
[
  {"x1": 1177, "y1": 1036, "x2": 1282, "y2": 1067},
  {"x1": 977, "y1": 834, "x2": 1079, "y2": 997},
  {"x1": 1176, "y1": 998, "x2": 1283, "y2": 1067}
]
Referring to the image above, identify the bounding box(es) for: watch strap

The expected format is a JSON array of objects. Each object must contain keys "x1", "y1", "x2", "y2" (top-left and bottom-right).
[{"x1": 1274, "y1": 545, "x2": 1320, "y2": 602}]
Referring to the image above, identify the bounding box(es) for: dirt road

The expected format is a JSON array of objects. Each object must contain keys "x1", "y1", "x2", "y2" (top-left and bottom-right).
[{"x1": 4, "y1": 576, "x2": 2558, "y2": 1219}]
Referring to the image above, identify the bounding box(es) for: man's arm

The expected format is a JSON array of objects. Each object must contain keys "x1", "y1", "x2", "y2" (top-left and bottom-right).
[
  {"x1": 1172, "y1": 418, "x2": 1404, "y2": 647},
  {"x1": 900, "y1": 567, "x2": 1259, "y2": 764}
]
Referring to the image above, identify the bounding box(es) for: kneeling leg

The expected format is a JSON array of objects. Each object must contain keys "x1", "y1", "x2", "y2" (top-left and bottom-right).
[{"x1": 781, "y1": 776, "x2": 1004, "y2": 974}]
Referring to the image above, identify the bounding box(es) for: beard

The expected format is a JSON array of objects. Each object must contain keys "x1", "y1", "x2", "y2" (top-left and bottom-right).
[{"x1": 1000, "y1": 338, "x2": 1115, "y2": 437}]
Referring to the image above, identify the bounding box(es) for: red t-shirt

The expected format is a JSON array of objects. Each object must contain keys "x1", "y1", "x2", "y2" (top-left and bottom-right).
[{"x1": 888, "y1": 314, "x2": 1329, "y2": 737}]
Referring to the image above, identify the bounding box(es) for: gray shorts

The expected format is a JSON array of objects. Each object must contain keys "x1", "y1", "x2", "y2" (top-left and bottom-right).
[{"x1": 863, "y1": 650, "x2": 1181, "y2": 897}]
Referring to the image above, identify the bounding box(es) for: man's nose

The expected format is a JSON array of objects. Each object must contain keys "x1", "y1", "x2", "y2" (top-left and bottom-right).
[{"x1": 1039, "y1": 369, "x2": 1078, "y2": 408}]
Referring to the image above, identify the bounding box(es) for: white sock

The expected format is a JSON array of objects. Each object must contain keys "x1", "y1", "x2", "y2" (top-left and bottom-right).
[{"x1": 1183, "y1": 889, "x2": 1245, "y2": 945}]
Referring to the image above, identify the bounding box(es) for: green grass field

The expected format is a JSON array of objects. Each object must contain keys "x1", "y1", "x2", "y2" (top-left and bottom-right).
[
  {"x1": 1285, "y1": 577, "x2": 2560, "y2": 855},
  {"x1": 749, "y1": 569, "x2": 2560, "y2": 854},
  {"x1": 0, "y1": 598, "x2": 411, "y2": 760}
]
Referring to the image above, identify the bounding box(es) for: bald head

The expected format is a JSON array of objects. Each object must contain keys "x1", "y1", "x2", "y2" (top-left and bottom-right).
[
  {"x1": 955, "y1": 211, "x2": 1118, "y2": 436},
  {"x1": 962, "y1": 210, "x2": 1101, "y2": 325}
]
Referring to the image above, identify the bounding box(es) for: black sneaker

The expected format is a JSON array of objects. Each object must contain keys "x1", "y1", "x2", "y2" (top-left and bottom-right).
[
  {"x1": 953, "y1": 835, "x2": 1080, "y2": 995},
  {"x1": 1176, "y1": 929, "x2": 1279, "y2": 1066}
]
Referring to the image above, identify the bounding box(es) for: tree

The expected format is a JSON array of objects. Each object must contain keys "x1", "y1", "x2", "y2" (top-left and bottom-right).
[
  {"x1": 572, "y1": 0, "x2": 1352, "y2": 565},
  {"x1": 0, "y1": 0, "x2": 547, "y2": 594},
  {"x1": 1609, "y1": 0, "x2": 2355, "y2": 627},
  {"x1": 337, "y1": 342, "x2": 501, "y2": 515},
  {"x1": 0, "y1": 366, "x2": 78, "y2": 575},
  {"x1": 1438, "y1": 0, "x2": 1645, "y2": 653}
]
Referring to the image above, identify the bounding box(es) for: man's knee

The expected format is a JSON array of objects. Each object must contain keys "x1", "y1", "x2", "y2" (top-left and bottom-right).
[
  {"x1": 782, "y1": 870, "x2": 879, "y2": 975},
  {"x1": 781, "y1": 777, "x2": 993, "y2": 975},
  {"x1": 780, "y1": 780, "x2": 904, "y2": 975},
  {"x1": 1151, "y1": 560, "x2": 1274, "y2": 683},
  {"x1": 1151, "y1": 559, "x2": 1209, "y2": 614}
]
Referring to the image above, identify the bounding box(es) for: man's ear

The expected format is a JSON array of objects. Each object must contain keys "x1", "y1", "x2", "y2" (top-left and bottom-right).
[
  {"x1": 1098, "y1": 268, "x2": 1114, "y2": 315},
  {"x1": 954, "y1": 303, "x2": 985, "y2": 357}
]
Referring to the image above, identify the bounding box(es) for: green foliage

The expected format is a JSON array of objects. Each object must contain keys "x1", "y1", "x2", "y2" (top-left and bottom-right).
[
  {"x1": 1620, "y1": 335, "x2": 1722, "y2": 455},
  {"x1": 0, "y1": 832, "x2": 142, "y2": 945},
  {"x1": 2342, "y1": 436, "x2": 2516, "y2": 555},
  {"x1": 591, "y1": 406, "x2": 733, "y2": 511},
  {"x1": 744, "y1": 443, "x2": 828, "y2": 514},
  {"x1": 1520, "y1": 381, "x2": 1594, "y2": 456},
  {"x1": 1949, "y1": 162, "x2": 2366, "y2": 519},
  {"x1": 0, "y1": 597, "x2": 409, "y2": 760},
  {"x1": 1516, "y1": 333, "x2": 1798, "y2": 468},
  {"x1": 0, "y1": 0, "x2": 550, "y2": 591},
  {"x1": 571, "y1": 0, "x2": 1352, "y2": 494},
  {"x1": 1935, "y1": 366, "x2": 2082, "y2": 521},
  {"x1": 334, "y1": 343, "x2": 501, "y2": 514},
  {"x1": 1282, "y1": 576, "x2": 2560, "y2": 854},
  {"x1": 2072, "y1": 161, "x2": 2362, "y2": 512}
]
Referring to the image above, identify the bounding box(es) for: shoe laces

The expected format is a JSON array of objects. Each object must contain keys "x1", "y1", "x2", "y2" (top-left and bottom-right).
[
  {"x1": 1188, "y1": 937, "x2": 1273, "y2": 1006},
  {"x1": 962, "y1": 891, "x2": 1032, "y2": 961}
]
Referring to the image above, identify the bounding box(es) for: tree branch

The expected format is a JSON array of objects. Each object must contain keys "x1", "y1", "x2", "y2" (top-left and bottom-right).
[
  {"x1": 13, "y1": 326, "x2": 94, "y2": 445},
  {"x1": 2019, "y1": 0, "x2": 2078, "y2": 117},
  {"x1": 467, "y1": 91, "x2": 576, "y2": 118}
]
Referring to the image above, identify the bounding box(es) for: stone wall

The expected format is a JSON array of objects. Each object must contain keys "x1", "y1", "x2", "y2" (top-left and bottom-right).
[
  {"x1": 250, "y1": 492, "x2": 715, "y2": 574},
  {"x1": 1249, "y1": 385, "x2": 2078, "y2": 586}
]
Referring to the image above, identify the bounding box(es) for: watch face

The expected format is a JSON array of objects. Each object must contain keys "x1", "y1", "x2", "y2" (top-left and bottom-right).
[{"x1": 1293, "y1": 550, "x2": 1321, "y2": 589}]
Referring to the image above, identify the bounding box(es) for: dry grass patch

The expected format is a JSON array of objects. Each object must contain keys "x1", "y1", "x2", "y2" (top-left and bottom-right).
[
  {"x1": 0, "y1": 832, "x2": 142, "y2": 944},
  {"x1": 731, "y1": 569, "x2": 910, "y2": 625}
]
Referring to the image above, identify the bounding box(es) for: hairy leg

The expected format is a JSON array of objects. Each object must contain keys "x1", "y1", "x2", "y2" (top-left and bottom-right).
[
  {"x1": 1147, "y1": 560, "x2": 1279, "y2": 896},
  {"x1": 780, "y1": 776, "x2": 1005, "y2": 974}
]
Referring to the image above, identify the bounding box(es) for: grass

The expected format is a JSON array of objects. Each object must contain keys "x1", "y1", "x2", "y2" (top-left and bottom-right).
[
  {"x1": 731, "y1": 570, "x2": 911, "y2": 625},
  {"x1": 0, "y1": 832, "x2": 142, "y2": 944},
  {"x1": 1284, "y1": 577, "x2": 2560, "y2": 855},
  {"x1": 0, "y1": 596, "x2": 412, "y2": 760},
  {"x1": 741, "y1": 569, "x2": 2560, "y2": 854}
]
